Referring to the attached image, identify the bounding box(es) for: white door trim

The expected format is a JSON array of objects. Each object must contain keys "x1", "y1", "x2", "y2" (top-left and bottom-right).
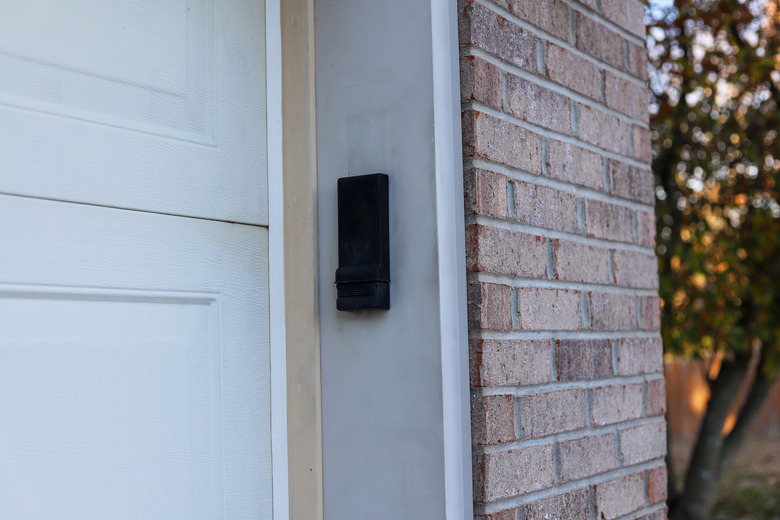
[
  {"x1": 266, "y1": 0, "x2": 290, "y2": 518},
  {"x1": 431, "y1": 0, "x2": 473, "y2": 518}
]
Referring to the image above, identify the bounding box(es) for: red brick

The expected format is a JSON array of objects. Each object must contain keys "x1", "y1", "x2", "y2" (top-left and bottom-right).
[
  {"x1": 575, "y1": 14, "x2": 625, "y2": 69},
  {"x1": 464, "y1": 168, "x2": 508, "y2": 219},
  {"x1": 519, "y1": 389, "x2": 587, "y2": 438},
  {"x1": 461, "y1": 56, "x2": 503, "y2": 110},
  {"x1": 579, "y1": 104, "x2": 631, "y2": 155},
  {"x1": 546, "y1": 43, "x2": 601, "y2": 100},
  {"x1": 638, "y1": 210, "x2": 657, "y2": 247},
  {"x1": 613, "y1": 250, "x2": 659, "y2": 289},
  {"x1": 525, "y1": 488, "x2": 590, "y2": 520},
  {"x1": 463, "y1": 111, "x2": 544, "y2": 174},
  {"x1": 617, "y1": 337, "x2": 663, "y2": 375},
  {"x1": 590, "y1": 292, "x2": 638, "y2": 331},
  {"x1": 517, "y1": 288, "x2": 581, "y2": 330},
  {"x1": 636, "y1": 510, "x2": 668, "y2": 520},
  {"x1": 556, "y1": 339, "x2": 613, "y2": 381},
  {"x1": 546, "y1": 139, "x2": 604, "y2": 190},
  {"x1": 584, "y1": 199, "x2": 633, "y2": 242},
  {"x1": 461, "y1": 3, "x2": 536, "y2": 70},
  {"x1": 605, "y1": 73, "x2": 649, "y2": 122},
  {"x1": 634, "y1": 125, "x2": 652, "y2": 164},
  {"x1": 621, "y1": 422, "x2": 667, "y2": 465},
  {"x1": 475, "y1": 510, "x2": 517, "y2": 520},
  {"x1": 474, "y1": 445, "x2": 555, "y2": 501},
  {"x1": 469, "y1": 282, "x2": 512, "y2": 331},
  {"x1": 592, "y1": 383, "x2": 643, "y2": 426},
  {"x1": 628, "y1": 42, "x2": 649, "y2": 81},
  {"x1": 609, "y1": 159, "x2": 654, "y2": 204},
  {"x1": 648, "y1": 378, "x2": 667, "y2": 416},
  {"x1": 641, "y1": 295, "x2": 661, "y2": 330},
  {"x1": 470, "y1": 339, "x2": 552, "y2": 387},
  {"x1": 472, "y1": 394, "x2": 515, "y2": 445},
  {"x1": 466, "y1": 224, "x2": 548, "y2": 277},
  {"x1": 648, "y1": 465, "x2": 669, "y2": 505},
  {"x1": 514, "y1": 182, "x2": 578, "y2": 233},
  {"x1": 594, "y1": 473, "x2": 645, "y2": 519},
  {"x1": 554, "y1": 240, "x2": 611, "y2": 284},
  {"x1": 508, "y1": 0, "x2": 570, "y2": 40},
  {"x1": 507, "y1": 75, "x2": 572, "y2": 134},
  {"x1": 559, "y1": 433, "x2": 617, "y2": 481},
  {"x1": 601, "y1": 0, "x2": 646, "y2": 38}
]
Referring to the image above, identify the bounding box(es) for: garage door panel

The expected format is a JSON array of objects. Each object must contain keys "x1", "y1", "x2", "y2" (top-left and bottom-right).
[
  {"x1": 0, "y1": 195, "x2": 272, "y2": 519},
  {"x1": 0, "y1": 0, "x2": 267, "y2": 226},
  {"x1": 0, "y1": 291, "x2": 223, "y2": 519}
]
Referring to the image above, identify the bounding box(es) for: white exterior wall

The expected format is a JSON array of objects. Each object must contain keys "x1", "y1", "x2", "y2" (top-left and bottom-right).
[{"x1": 315, "y1": 0, "x2": 470, "y2": 517}]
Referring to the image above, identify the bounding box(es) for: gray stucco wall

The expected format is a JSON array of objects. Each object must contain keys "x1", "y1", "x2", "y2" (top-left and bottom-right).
[{"x1": 315, "y1": 0, "x2": 448, "y2": 517}]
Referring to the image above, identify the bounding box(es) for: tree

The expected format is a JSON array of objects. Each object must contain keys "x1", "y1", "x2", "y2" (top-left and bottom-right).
[{"x1": 647, "y1": 0, "x2": 780, "y2": 518}]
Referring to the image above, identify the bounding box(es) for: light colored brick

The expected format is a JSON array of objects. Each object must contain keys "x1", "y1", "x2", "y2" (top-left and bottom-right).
[
  {"x1": 648, "y1": 465, "x2": 669, "y2": 505},
  {"x1": 648, "y1": 378, "x2": 667, "y2": 416},
  {"x1": 613, "y1": 250, "x2": 659, "y2": 289},
  {"x1": 575, "y1": 14, "x2": 625, "y2": 69},
  {"x1": 461, "y1": 56, "x2": 503, "y2": 110},
  {"x1": 517, "y1": 288, "x2": 581, "y2": 330},
  {"x1": 621, "y1": 422, "x2": 667, "y2": 465},
  {"x1": 638, "y1": 210, "x2": 656, "y2": 247},
  {"x1": 546, "y1": 43, "x2": 601, "y2": 100},
  {"x1": 605, "y1": 73, "x2": 649, "y2": 122},
  {"x1": 594, "y1": 473, "x2": 645, "y2": 519},
  {"x1": 584, "y1": 199, "x2": 633, "y2": 242},
  {"x1": 559, "y1": 433, "x2": 617, "y2": 481},
  {"x1": 464, "y1": 168, "x2": 508, "y2": 219},
  {"x1": 508, "y1": 0, "x2": 570, "y2": 40},
  {"x1": 590, "y1": 292, "x2": 638, "y2": 331},
  {"x1": 600, "y1": 0, "x2": 646, "y2": 38},
  {"x1": 469, "y1": 282, "x2": 513, "y2": 331},
  {"x1": 470, "y1": 339, "x2": 552, "y2": 387},
  {"x1": 592, "y1": 383, "x2": 643, "y2": 426},
  {"x1": 609, "y1": 160, "x2": 654, "y2": 204},
  {"x1": 507, "y1": 75, "x2": 571, "y2": 134},
  {"x1": 634, "y1": 125, "x2": 652, "y2": 164},
  {"x1": 579, "y1": 104, "x2": 631, "y2": 155},
  {"x1": 514, "y1": 182, "x2": 578, "y2": 233},
  {"x1": 636, "y1": 510, "x2": 668, "y2": 520},
  {"x1": 641, "y1": 295, "x2": 661, "y2": 330},
  {"x1": 617, "y1": 337, "x2": 663, "y2": 375},
  {"x1": 628, "y1": 42, "x2": 649, "y2": 81},
  {"x1": 525, "y1": 488, "x2": 590, "y2": 520},
  {"x1": 461, "y1": 3, "x2": 536, "y2": 70},
  {"x1": 475, "y1": 510, "x2": 517, "y2": 520},
  {"x1": 520, "y1": 389, "x2": 587, "y2": 438},
  {"x1": 472, "y1": 394, "x2": 515, "y2": 445},
  {"x1": 546, "y1": 139, "x2": 604, "y2": 190},
  {"x1": 554, "y1": 240, "x2": 611, "y2": 284},
  {"x1": 466, "y1": 224, "x2": 548, "y2": 277},
  {"x1": 463, "y1": 111, "x2": 544, "y2": 174},
  {"x1": 474, "y1": 445, "x2": 555, "y2": 501},
  {"x1": 556, "y1": 339, "x2": 613, "y2": 381}
]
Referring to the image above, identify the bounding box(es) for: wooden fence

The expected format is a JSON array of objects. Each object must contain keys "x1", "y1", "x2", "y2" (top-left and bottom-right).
[{"x1": 665, "y1": 359, "x2": 780, "y2": 438}]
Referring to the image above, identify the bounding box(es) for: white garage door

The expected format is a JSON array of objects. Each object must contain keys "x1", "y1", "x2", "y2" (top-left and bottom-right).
[{"x1": 0, "y1": 1, "x2": 273, "y2": 518}]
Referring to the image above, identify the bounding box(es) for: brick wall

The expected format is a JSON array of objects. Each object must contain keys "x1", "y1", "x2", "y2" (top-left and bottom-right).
[{"x1": 459, "y1": 0, "x2": 668, "y2": 518}]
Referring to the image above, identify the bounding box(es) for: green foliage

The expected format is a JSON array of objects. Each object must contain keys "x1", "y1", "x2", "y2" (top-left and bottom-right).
[{"x1": 648, "y1": 0, "x2": 780, "y2": 376}]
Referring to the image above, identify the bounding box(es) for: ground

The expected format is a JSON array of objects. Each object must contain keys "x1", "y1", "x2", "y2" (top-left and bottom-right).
[{"x1": 671, "y1": 435, "x2": 780, "y2": 520}]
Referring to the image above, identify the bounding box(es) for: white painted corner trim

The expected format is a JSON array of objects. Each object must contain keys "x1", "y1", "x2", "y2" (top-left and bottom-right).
[
  {"x1": 266, "y1": 0, "x2": 290, "y2": 518},
  {"x1": 431, "y1": 0, "x2": 474, "y2": 518}
]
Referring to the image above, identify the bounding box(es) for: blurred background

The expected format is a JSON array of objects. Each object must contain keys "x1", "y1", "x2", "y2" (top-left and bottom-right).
[{"x1": 646, "y1": 0, "x2": 780, "y2": 518}]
